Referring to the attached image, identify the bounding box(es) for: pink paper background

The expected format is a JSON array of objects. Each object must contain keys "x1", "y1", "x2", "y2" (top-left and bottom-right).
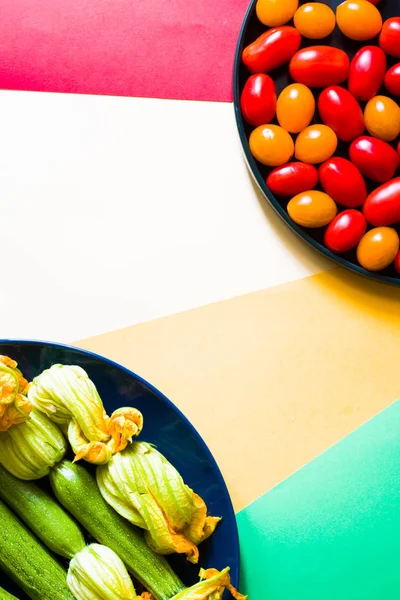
[{"x1": 0, "y1": 0, "x2": 249, "y2": 102}]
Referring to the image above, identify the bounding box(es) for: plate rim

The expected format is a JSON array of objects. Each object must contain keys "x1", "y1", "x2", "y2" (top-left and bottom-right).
[
  {"x1": 232, "y1": 0, "x2": 400, "y2": 288},
  {"x1": 0, "y1": 337, "x2": 240, "y2": 589}
]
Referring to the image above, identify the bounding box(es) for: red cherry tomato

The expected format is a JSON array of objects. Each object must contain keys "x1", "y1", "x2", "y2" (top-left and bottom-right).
[
  {"x1": 366, "y1": 0, "x2": 382, "y2": 4},
  {"x1": 266, "y1": 162, "x2": 319, "y2": 196},
  {"x1": 349, "y1": 136, "x2": 400, "y2": 183},
  {"x1": 240, "y1": 74, "x2": 277, "y2": 126},
  {"x1": 319, "y1": 157, "x2": 367, "y2": 207},
  {"x1": 398, "y1": 140, "x2": 400, "y2": 157},
  {"x1": 289, "y1": 46, "x2": 350, "y2": 88},
  {"x1": 379, "y1": 17, "x2": 400, "y2": 58},
  {"x1": 348, "y1": 46, "x2": 387, "y2": 102},
  {"x1": 318, "y1": 86, "x2": 364, "y2": 142},
  {"x1": 384, "y1": 64, "x2": 400, "y2": 97},
  {"x1": 363, "y1": 178, "x2": 400, "y2": 226},
  {"x1": 242, "y1": 27, "x2": 301, "y2": 74},
  {"x1": 324, "y1": 210, "x2": 367, "y2": 253},
  {"x1": 394, "y1": 251, "x2": 400, "y2": 274}
]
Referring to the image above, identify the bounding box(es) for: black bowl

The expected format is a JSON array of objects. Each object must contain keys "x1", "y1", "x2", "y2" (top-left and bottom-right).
[{"x1": 234, "y1": 0, "x2": 400, "y2": 286}]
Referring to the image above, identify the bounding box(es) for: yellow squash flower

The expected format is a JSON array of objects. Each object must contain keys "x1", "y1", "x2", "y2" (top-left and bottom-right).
[
  {"x1": 0, "y1": 356, "x2": 31, "y2": 431},
  {"x1": 28, "y1": 364, "x2": 143, "y2": 464},
  {"x1": 97, "y1": 442, "x2": 220, "y2": 563},
  {"x1": 171, "y1": 568, "x2": 247, "y2": 600},
  {"x1": 0, "y1": 408, "x2": 67, "y2": 479},
  {"x1": 67, "y1": 544, "x2": 150, "y2": 600}
]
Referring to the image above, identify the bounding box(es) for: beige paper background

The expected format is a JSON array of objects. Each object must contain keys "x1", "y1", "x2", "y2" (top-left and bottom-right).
[{"x1": 78, "y1": 268, "x2": 400, "y2": 511}]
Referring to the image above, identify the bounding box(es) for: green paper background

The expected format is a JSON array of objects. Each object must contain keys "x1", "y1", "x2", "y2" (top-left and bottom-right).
[{"x1": 237, "y1": 400, "x2": 400, "y2": 599}]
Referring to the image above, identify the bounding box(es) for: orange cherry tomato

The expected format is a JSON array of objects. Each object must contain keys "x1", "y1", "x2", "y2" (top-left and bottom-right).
[
  {"x1": 357, "y1": 227, "x2": 399, "y2": 271},
  {"x1": 276, "y1": 83, "x2": 315, "y2": 133},
  {"x1": 293, "y1": 3, "x2": 336, "y2": 39},
  {"x1": 249, "y1": 125, "x2": 294, "y2": 167},
  {"x1": 295, "y1": 125, "x2": 338, "y2": 164},
  {"x1": 287, "y1": 191, "x2": 337, "y2": 228},
  {"x1": 256, "y1": 0, "x2": 298, "y2": 27},
  {"x1": 364, "y1": 95, "x2": 400, "y2": 142},
  {"x1": 379, "y1": 18, "x2": 400, "y2": 58},
  {"x1": 336, "y1": 0, "x2": 382, "y2": 41}
]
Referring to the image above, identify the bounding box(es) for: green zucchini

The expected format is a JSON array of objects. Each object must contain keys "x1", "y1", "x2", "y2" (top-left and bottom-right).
[
  {"x1": 50, "y1": 460, "x2": 185, "y2": 600},
  {"x1": 0, "y1": 464, "x2": 85, "y2": 559},
  {"x1": 0, "y1": 586, "x2": 18, "y2": 600},
  {"x1": 0, "y1": 499, "x2": 74, "y2": 600}
]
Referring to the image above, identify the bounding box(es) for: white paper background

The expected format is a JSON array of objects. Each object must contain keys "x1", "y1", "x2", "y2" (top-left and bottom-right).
[{"x1": 0, "y1": 90, "x2": 329, "y2": 341}]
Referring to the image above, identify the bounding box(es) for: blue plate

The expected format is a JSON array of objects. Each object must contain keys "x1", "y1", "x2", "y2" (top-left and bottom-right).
[
  {"x1": 0, "y1": 340, "x2": 240, "y2": 599},
  {"x1": 234, "y1": 0, "x2": 400, "y2": 286}
]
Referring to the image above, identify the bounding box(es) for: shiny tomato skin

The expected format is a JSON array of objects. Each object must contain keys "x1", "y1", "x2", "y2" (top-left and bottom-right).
[
  {"x1": 357, "y1": 227, "x2": 399, "y2": 271},
  {"x1": 394, "y1": 251, "x2": 400, "y2": 274},
  {"x1": 249, "y1": 125, "x2": 294, "y2": 167},
  {"x1": 287, "y1": 190, "x2": 337, "y2": 228},
  {"x1": 363, "y1": 178, "x2": 400, "y2": 226},
  {"x1": 266, "y1": 162, "x2": 319, "y2": 196},
  {"x1": 295, "y1": 124, "x2": 337, "y2": 164},
  {"x1": 348, "y1": 46, "x2": 387, "y2": 102},
  {"x1": 384, "y1": 64, "x2": 400, "y2": 97},
  {"x1": 240, "y1": 74, "x2": 277, "y2": 126},
  {"x1": 364, "y1": 95, "x2": 400, "y2": 142},
  {"x1": 336, "y1": 0, "x2": 382, "y2": 41},
  {"x1": 379, "y1": 18, "x2": 400, "y2": 59},
  {"x1": 349, "y1": 136, "x2": 400, "y2": 183},
  {"x1": 293, "y1": 3, "x2": 336, "y2": 39},
  {"x1": 256, "y1": 0, "x2": 298, "y2": 27},
  {"x1": 319, "y1": 157, "x2": 367, "y2": 207},
  {"x1": 243, "y1": 27, "x2": 301, "y2": 74},
  {"x1": 318, "y1": 86, "x2": 364, "y2": 142},
  {"x1": 289, "y1": 46, "x2": 350, "y2": 87},
  {"x1": 276, "y1": 83, "x2": 315, "y2": 133},
  {"x1": 324, "y1": 210, "x2": 367, "y2": 253}
]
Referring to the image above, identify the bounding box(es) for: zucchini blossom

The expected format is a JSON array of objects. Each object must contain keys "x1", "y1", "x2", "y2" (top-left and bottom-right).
[
  {"x1": 171, "y1": 568, "x2": 247, "y2": 600},
  {"x1": 67, "y1": 544, "x2": 150, "y2": 600},
  {"x1": 0, "y1": 356, "x2": 31, "y2": 431},
  {"x1": 28, "y1": 364, "x2": 143, "y2": 464},
  {"x1": 97, "y1": 442, "x2": 220, "y2": 564},
  {"x1": 0, "y1": 408, "x2": 66, "y2": 479}
]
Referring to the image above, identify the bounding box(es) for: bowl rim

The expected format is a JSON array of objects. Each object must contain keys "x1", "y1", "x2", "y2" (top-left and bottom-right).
[
  {"x1": 0, "y1": 337, "x2": 240, "y2": 588},
  {"x1": 232, "y1": 0, "x2": 400, "y2": 288}
]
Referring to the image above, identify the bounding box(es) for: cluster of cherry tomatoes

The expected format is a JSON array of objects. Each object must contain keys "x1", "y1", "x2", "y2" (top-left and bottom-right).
[{"x1": 240, "y1": 0, "x2": 400, "y2": 274}]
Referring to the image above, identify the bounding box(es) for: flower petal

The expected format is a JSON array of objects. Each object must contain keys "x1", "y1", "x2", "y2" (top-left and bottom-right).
[
  {"x1": 0, "y1": 409, "x2": 67, "y2": 479},
  {"x1": 97, "y1": 442, "x2": 220, "y2": 562},
  {"x1": 67, "y1": 544, "x2": 138, "y2": 600},
  {"x1": 29, "y1": 365, "x2": 143, "y2": 464},
  {"x1": 170, "y1": 568, "x2": 247, "y2": 600}
]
